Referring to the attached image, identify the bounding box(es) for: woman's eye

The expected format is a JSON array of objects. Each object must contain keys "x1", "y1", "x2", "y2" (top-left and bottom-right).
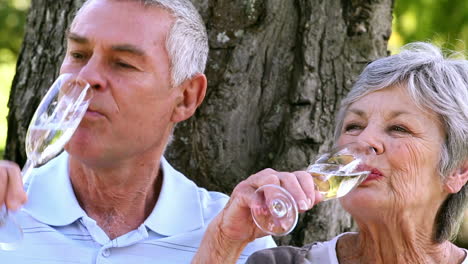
[
  {"x1": 389, "y1": 125, "x2": 409, "y2": 133},
  {"x1": 344, "y1": 124, "x2": 363, "y2": 132}
]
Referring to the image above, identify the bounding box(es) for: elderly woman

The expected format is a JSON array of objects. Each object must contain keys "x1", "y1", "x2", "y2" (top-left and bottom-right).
[{"x1": 193, "y1": 42, "x2": 468, "y2": 264}]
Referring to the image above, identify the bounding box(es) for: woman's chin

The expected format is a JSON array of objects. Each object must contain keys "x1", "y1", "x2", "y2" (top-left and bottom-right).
[{"x1": 339, "y1": 187, "x2": 388, "y2": 215}]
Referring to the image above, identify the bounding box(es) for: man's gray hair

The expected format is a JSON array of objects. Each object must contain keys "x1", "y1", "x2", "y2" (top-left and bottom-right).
[
  {"x1": 334, "y1": 42, "x2": 468, "y2": 243},
  {"x1": 78, "y1": 0, "x2": 209, "y2": 87}
]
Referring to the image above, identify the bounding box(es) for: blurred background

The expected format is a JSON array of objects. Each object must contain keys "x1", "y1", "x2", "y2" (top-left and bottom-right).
[{"x1": 0, "y1": 0, "x2": 467, "y2": 247}]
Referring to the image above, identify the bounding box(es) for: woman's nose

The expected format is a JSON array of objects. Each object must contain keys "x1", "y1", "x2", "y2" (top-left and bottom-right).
[{"x1": 357, "y1": 127, "x2": 385, "y2": 155}]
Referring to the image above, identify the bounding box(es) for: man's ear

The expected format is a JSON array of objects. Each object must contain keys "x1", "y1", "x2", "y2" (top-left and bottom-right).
[
  {"x1": 444, "y1": 160, "x2": 468, "y2": 193},
  {"x1": 171, "y1": 73, "x2": 207, "y2": 123}
]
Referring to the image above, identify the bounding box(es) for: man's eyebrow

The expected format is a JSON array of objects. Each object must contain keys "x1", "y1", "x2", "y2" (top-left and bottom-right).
[
  {"x1": 111, "y1": 44, "x2": 146, "y2": 57},
  {"x1": 67, "y1": 32, "x2": 89, "y2": 44},
  {"x1": 66, "y1": 32, "x2": 146, "y2": 58}
]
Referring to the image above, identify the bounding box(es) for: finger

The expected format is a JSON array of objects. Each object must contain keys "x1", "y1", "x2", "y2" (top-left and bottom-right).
[
  {"x1": 294, "y1": 171, "x2": 317, "y2": 207},
  {"x1": 244, "y1": 168, "x2": 281, "y2": 188},
  {"x1": 241, "y1": 169, "x2": 282, "y2": 212},
  {"x1": 5, "y1": 163, "x2": 27, "y2": 210},
  {"x1": 232, "y1": 169, "x2": 281, "y2": 213},
  {"x1": 314, "y1": 188, "x2": 324, "y2": 204},
  {"x1": 230, "y1": 181, "x2": 257, "y2": 210},
  {"x1": 0, "y1": 166, "x2": 7, "y2": 207},
  {"x1": 277, "y1": 172, "x2": 309, "y2": 212}
]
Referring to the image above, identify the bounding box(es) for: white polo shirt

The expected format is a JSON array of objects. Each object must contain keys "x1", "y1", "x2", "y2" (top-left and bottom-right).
[{"x1": 0, "y1": 152, "x2": 276, "y2": 263}]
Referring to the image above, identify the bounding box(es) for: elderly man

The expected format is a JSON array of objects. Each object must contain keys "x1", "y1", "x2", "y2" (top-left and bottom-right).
[{"x1": 0, "y1": 0, "x2": 275, "y2": 262}]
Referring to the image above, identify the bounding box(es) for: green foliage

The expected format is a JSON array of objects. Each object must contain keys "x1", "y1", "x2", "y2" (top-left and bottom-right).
[
  {"x1": 0, "y1": 0, "x2": 29, "y2": 61},
  {"x1": 0, "y1": 63, "x2": 15, "y2": 158},
  {"x1": 0, "y1": 0, "x2": 30, "y2": 157},
  {"x1": 391, "y1": 0, "x2": 468, "y2": 52}
]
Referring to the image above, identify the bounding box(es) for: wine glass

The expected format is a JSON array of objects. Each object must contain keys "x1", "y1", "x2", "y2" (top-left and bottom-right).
[
  {"x1": 0, "y1": 73, "x2": 93, "y2": 250},
  {"x1": 250, "y1": 142, "x2": 376, "y2": 236}
]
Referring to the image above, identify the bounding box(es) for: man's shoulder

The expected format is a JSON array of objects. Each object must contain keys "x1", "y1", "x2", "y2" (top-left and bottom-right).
[
  {"x1": 195, "y1": 186, "x2": 229, "y2": 220},
  {"x1": 162, "y1": 157, "x2": 230, "y2": 217},
  {"x1": 197, "y1": 187, "x2": 229, "y2": 204}
]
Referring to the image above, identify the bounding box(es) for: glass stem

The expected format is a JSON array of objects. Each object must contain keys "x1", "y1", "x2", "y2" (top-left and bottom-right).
[
  {"x1": 0, "y1": 206, "x2": 7, "y2": 226},
  {"x1": 21, "y1": 159, "x2": 35, "y2": 184}
]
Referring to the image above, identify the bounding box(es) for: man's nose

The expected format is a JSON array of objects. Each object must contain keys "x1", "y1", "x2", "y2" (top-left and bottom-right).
[{"x1": 77, "y1": 55, "x2": 105, "y2": 91}]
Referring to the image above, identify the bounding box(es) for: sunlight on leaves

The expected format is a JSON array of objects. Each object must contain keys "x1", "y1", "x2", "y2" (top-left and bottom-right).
[
  {"x1": 12, "y1": 0, "x2": 30, "y2": 10},
  {"x1": 0, "y1": 63, "x2": 14, "y2": 157},
  {"x1": 399, "y1": 11, "x2": 417, "y2": 36}
]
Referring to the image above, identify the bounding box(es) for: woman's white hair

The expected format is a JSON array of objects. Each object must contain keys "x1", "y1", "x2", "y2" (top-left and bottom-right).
[
  {"x1": 334, "y1": 42, "x2": 468, "y2": 243},
  {"x1": 78, "y1": 0, "x2": 209, "y2": 87}
]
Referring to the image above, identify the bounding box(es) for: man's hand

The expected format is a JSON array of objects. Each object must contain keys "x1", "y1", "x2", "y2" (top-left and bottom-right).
[
  {"x1": 0, "y1": 161, "x2": 27, "y2": 211},
  {"x1": 192, "y1": 168, "x2": 322, "y2": 263}
]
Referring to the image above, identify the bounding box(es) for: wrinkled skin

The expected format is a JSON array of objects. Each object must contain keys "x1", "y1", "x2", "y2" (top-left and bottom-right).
[
  {"x1": 0, "y1": 0, "x2": 208, "y2": 240},
  {"x1": 193, "y1": 85, "x2": 468, "y2": 264},
  {"x1": 337, "y1": 85, "x2": 447, "y2": 223}
]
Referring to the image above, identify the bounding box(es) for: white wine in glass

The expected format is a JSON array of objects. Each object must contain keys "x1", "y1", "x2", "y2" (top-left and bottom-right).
[
  {"x1": 0, "y1": 73, "x2": 93, "y2": 250},
  {"x1": 251, "y1": 142, "x2": 375, "y2": 236}
]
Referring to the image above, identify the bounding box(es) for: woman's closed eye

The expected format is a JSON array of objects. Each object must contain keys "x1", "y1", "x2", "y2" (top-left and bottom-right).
[
  {"x1": 345, "y1": 123, "x2": 363, "y2": 131},
  {"x1": 344, "y1": 123, "x2": 364, "y2": 134},
  {"x1": 388, "y1": 125, "x2": 412, "y2": 134}
]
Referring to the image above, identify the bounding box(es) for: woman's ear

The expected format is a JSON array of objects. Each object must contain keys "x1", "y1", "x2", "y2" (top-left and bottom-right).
[
  {"x1": 171, "y1": 73, "x2": 207, "y2": 123},
  {"x1": 444, "y1": 160, "x2": 468, "y2": 193}
]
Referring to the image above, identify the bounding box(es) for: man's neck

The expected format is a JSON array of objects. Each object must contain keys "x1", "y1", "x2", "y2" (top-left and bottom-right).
[{"x1": 69, "y1": 155, "x2": 163, "y2": 239}]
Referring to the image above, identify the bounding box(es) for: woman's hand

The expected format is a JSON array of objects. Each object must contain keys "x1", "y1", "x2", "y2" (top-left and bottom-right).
[
  {"x1": 218, "y1": 168, "x2": 321, "y2": 241},
  {"x1": 0, "y1": 161, "x2": 27, "y2": 211},
  {"x1": 192, "y1": 168, "x2": 322, "y2": 263}
]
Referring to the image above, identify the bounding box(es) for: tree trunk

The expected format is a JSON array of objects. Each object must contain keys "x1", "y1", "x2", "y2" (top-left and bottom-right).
[
  {"x1": 5, "y1": 0, "x2": 82, "y2": 163},
  {"x1": 6, "y1": 0, "x2": 393, "y2": 246}
]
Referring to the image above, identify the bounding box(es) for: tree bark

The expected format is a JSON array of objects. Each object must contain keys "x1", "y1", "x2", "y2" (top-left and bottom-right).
[
  {"x1": 6, "y1": 0, "x2": 393, "y2": 246},
  {"x1": 6, "y1": 0, "x2": 82, "y2": 163}
]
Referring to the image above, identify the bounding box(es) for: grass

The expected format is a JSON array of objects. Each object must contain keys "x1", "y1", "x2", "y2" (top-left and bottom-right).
[{"x1": 0, "y1": 62, "x2": 14, "y2": 158}]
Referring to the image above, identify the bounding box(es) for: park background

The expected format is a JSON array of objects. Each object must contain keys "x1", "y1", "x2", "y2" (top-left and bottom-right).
[{"x1": 0, "y1": 0, "x2": 467, "y2": 247}]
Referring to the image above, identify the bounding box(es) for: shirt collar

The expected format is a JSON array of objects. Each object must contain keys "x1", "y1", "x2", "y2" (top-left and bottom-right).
[
  {"x1": 23, "y1": 152, "x2": 86, "y2": 226},
  {"x1": 23, "y1": 153, "x2": 205, "y2": 236},
  {"x1": 144, "y1": 157, "x2": 204, "y2": 236}
]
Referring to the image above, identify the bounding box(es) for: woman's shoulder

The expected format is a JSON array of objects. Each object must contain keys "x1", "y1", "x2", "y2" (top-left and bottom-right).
[
  {"x1": 246, "y1": 232, "x2": 355, "y2": 264},
  {"x1": 462, "y1": 248, "x2": 468, "y2": 264},
  {"x1": 305, "y1": 232, "x2": 354, "y2": 263},
  {"x1": 245, "y1": 243, "x2": 315, "y2": 264}
]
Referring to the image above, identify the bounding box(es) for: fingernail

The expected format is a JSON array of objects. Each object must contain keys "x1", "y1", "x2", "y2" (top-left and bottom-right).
[
  {"x1": 299, "y1": 200, "x2": 308, "y2": 210},
  {"x1": 7, "y1": 201, "x2": 19, "y2": 211},
  {"x1": 307, "y1": 198, "x2": 313, "y2": 207}
]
